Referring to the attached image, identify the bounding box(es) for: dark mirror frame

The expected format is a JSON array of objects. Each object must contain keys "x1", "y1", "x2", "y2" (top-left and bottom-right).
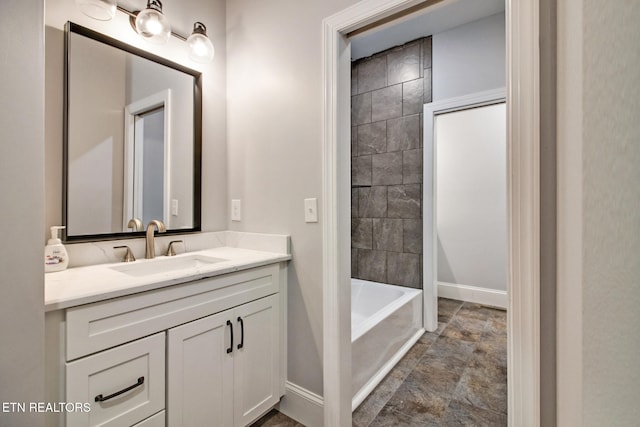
[{"x1": 63, "y1": 22, "x2": 202, "y2": 242}]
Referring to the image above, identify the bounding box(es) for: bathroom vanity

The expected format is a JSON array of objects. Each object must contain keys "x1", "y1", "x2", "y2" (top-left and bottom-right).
[{"x1": 45, "y1": 233, "x2": 290, "y2": 427}]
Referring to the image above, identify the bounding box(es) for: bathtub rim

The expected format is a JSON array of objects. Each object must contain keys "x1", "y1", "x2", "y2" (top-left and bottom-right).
[{"x1": 351, "y1": 279, "x2": 422, "y2": 342}]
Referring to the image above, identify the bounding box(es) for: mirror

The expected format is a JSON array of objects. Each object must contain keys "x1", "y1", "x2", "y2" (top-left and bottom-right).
[{"x1": 64, "y1": 22, "x2": 202, "y2": 241}]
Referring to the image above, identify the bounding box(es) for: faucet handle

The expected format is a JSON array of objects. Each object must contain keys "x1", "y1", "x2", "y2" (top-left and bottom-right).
[
  {"x1": 166, "y1": 240, "x2": 184, "y2": 257},
  {"x1": 114, "y1": 245, "x2": 136, "y2": 262}
]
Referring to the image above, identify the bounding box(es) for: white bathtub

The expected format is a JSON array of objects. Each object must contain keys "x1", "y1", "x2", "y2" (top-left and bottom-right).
[{"x1": 351, "y1": 279, "x2": 423, "y2": 410}]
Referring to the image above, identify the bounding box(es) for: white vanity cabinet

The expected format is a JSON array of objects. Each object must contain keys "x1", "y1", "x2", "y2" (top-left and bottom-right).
[
  {"x1": 167, "y1": 294, "x2": 280, "y2": 427},
  {"x1": 46, "y1": 262, "x2": 287, "y2": 427}
]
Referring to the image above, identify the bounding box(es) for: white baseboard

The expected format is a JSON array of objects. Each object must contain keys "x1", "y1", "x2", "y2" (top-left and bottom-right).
[
  {"x1": 278, "y1": 382, "x2": 324, "y2": 427},
  {"x1": 438, "y1": 282, "x2": 507, "y2": 309}
]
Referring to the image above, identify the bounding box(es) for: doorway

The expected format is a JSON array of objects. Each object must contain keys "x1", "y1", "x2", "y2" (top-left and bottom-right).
[{"x1": 322, "y1": 0, "x2": 540, "y2": 425}]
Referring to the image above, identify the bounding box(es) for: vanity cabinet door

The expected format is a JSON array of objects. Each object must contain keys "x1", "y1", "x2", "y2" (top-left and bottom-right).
[
  {"x1": 167, "y1": 310, "x2": 234, "y2": 427},
  {"x1": 233, "y1": 295, "x2": 281, "y2": 427}
]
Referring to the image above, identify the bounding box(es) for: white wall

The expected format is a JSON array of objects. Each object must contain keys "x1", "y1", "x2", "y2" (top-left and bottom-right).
[
  {"x1": 432, "y1": 12, "x2": 505, "y2": 101},
  {"x1": 0, "y1": 1, "x2": 45, "y2": 426},
  {"x1": 436, "y1": 103, "x2": 507, "y2": 291},
  {"x1": 226, "y1": 0, "x2": 359, "y2": 397},
  {"x1": 45, "y1": 0, "x2": 227, "y2": 238}
]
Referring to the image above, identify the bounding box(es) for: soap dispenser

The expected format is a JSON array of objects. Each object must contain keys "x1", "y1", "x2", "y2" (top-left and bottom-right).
[{"x1": 45, "y1": 226, "x2": 69, "y2": 273}]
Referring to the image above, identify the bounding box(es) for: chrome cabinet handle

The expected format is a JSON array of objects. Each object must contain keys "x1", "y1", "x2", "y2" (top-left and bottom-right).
[{"x1": 94, "y1": 376, "x2": 144, "y2": 402}]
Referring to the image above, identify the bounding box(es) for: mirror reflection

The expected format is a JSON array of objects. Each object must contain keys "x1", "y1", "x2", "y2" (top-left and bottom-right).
[{"x1": 64, "y1": 22, "x2": 201, "y2": 240}]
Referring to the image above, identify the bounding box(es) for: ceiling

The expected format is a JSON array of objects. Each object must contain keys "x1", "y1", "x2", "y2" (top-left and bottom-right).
[{"x1": 350, "y1": 0, "x2": 505, "y2": 61}]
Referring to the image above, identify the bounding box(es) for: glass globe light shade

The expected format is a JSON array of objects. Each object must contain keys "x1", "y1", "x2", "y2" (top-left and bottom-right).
[
  {"x1": 76, "y1": 0, "x2": 117, "y2": 21},
  {"x1": 135, "y1": 0, "x2": 171, "y2": 44},
  {"x1": 187, "y1": 22, "x2": 215, "y2": 63}
]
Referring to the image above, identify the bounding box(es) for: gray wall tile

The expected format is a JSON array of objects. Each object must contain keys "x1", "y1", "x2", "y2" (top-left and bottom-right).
[
  {"x1": 403, "y1": 148, "x2": 423, "y2": 184},
  {"x1": 352, "y1": 218, "x2": 373, "y2": 249},
  {"x1": 352, "y1": 155, "x2": 372, "y2": 186},
  {"x1": 404, "y1": 219, "x2": 422, "y2": 253},
  {"x1": 352, "y1": 248, "x2": 358, "y2": 277},
  {"x1": 387, "y1": 252, "x2": 421, "y2": 287},
  {"x1": 423, "y1": 37, "x2": 432, "y2": 69},
  {"x1": 359, "y1": 186, "x2": 387, "y2": 218},
  {"x1": 424, "y1": 68, "x2": 433, "y2": 104},
  {"x1": 388, "y1": 184, "x2": 421, "y2": 218},
  {"x1": 352, "y1": 92, "x2": 372, "y2": 126},
  {"x1": 374, "y1": 219, "x2": 404, "y2": 252},
  {"x1": 351, "y1": 126, "x2": 357, "y2": 157},
  {"x1": 358, "y1": 249, "x2": 387, "y2": 283},
  {"x1": 388, "y1": 115, "x2": 420, "y2": 152},
  {"x1": 372, "y1": 152, "x2": 403, "y2": 185},
  {"x1": 372, "y1": 85, "x2": 402, "y2": 122},
  {"x1": 351, "y1": 65, "x2": 357, "y2": 94},
  {"x1": 387, "y1": 42, "x2": 421, "y2": 85},
  {"x1": 352, "y1": 188, "x2": 358, "y2": 217},
  {"x1": 357, "y1": 121, "x2": 387, "y2": 155},
  {"x1": 357, "y1": 56, "x2": 387, "y2": 93},
  {"x1": 403, "y1": 78, "x2": 424, "y2": 116}
]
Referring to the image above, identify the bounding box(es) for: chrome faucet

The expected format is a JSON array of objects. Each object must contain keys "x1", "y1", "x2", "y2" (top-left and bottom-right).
[{"x1": 145, "y1": 220, "x2": 166, "y2": 259}]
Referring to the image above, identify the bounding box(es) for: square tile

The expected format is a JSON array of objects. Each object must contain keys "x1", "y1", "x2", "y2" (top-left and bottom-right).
[
  {"x1": 387, "y1": 115, "x2": 420, "y2": 152},
  {"x1": 352, "y1": 155, "x2": 372, "y2": 186},
  {"x1": 387, "y1": 252, "x2": 420, "y2": 287},
  {"x1": 352, "y1": 248, "x2": 358, "y2": 277},
  {"x1": 453, "y1": 369, "x2": 508, "y2": 414},
  {"x1": 402, "y1": 78, "x2": 423, "y2": 116},
  {"x1": 440, "y1": 399, "x2": 507, "y2": 426},
  {"x1": 423, "y1": 37, "x2": 432, "y2": 69},
  {"x1": 358, "y1": 121, "x2": 387, "y2": 155},
  {"x1": 351, "y1": 126, "x2": 357, "y2": 157},
  {"x1": 352, "y1": 187, "x2": 358, "y2": 217},
  {"x1": 372, "y1": 85, "x2": 403, "y2": 122},
  {"x1": 352, "y1": 218, "x2": 373, "y2": 249},
  {"x1": 351, "y1": 64, "x2": 358, "y2": 94},
  {"x1": 387, "y1": 42, "x2": 420, "y2": 85},
  {"x1": 358, "y1": 249, "x2": 387, "y2": 283},
  {"x1": 373, "y1": 219, "x2": 403, "y2": 252},
  {"x1": 403, "y1": 219, "x2": 422, "y2": 253},
  {"x1": 352, "y1": 92, "x2": 372, "y2": 126},
  {"x1": 372, "y1": 152, "x2": 403, "y2": 185},
  {"x1": 423, "y1": 68, "x2": 432, "y2": 104},
  {"x1": 403, "y1": 149, "x2": 423, "y2": 184},
  {"x1": 388, "y1": 184, "x2": 421, "y2": 218},
  {"x1": 359, "y1": 186, "x2": 387, "y2": 218},
  {"x1": 358, "y1": 56, "x2": 387, "y2": 93}
]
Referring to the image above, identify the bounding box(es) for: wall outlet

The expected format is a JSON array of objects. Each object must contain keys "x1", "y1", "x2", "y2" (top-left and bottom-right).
[
  {"x1": 304, "y1": 198, "x2": 318, "y2": 223},
  {"x1": 231, "y1": 199, "x2": 241, "y2": 221},
  {"x1": 171, "y1": 199, "x2": 179, "y2": 216}
]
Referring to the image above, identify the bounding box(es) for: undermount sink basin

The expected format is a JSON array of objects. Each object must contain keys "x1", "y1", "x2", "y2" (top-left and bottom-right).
[{"x1": 110, "y1": 254, "x2": 228, "y2": 277}]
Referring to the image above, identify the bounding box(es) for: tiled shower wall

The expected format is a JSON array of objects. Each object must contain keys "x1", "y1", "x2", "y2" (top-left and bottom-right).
[{"x1": 351, "y1": 37, "x2": 432, "y2": 289}]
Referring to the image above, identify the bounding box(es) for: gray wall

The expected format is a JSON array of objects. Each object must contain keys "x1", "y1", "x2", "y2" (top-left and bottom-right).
[
  {"x1": 432, "y1": 13, "x2": 505, "y2": 102},
  {"x1": 351, "y1": 38, "x2": 432, "y2": 289},
  {"x1": 582, "y1": 1, "x2": 640, "y2": 423},
  {"x1": 0, "y1": 1, "x2": 45, "y2": 426}
]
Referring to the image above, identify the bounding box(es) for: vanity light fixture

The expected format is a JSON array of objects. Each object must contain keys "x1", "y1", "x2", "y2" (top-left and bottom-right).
[
  {"x1": 135, "y1": 0, "x2": 171, "y2": 45},
  {"x1": 75, "y1": 0, "x2": 215, "y2": 63},
  {"x1": 187, "y1": 22, "x2": 215, "y2": 63},
  {"x1": 75, "y1": 0, "x2": 117, "y2": 21}
]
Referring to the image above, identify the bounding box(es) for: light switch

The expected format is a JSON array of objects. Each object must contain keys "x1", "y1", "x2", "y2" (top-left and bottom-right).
[
  {"x1": 231, "y1": 199, "x2": 241, "y2": 221},
  {"x1": 304, "y1": 198, "x2": 318, "y2": 223},
  {"x1": 171, "y1": 199, "x2": 179, "y2": 216}
]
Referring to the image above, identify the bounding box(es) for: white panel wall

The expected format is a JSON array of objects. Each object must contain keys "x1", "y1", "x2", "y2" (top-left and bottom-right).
[
  {"x1": 436, "y1": 104, "x2": 507, "y2": 291},
  {"x1": 226, "y1": 0, "x2": 359, "y2": 397},
  {"x1": 432, "y1": 12, "x2": 505, "y2": 101},
  {"x1": 0, "y1": 1, "x2": 45, "y2": 426},
  {"x1": 45, "y1": 0, "x2": 227, "y2": 237}
]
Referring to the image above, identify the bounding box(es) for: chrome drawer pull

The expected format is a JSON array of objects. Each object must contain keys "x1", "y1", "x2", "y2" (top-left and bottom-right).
[{"x1": 94, "y1": 376, "x2": 144, "y2": 402}]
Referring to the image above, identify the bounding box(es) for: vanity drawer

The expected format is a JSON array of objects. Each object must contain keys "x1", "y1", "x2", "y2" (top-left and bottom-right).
[
  {"x1": 66, "y1": 264, "x2": 280, "y2": 360},
  {"x1": 133, "y1": 411, "x2": 165, "y2": 427},
  {"x1": 66, "y1": 332, "x2": 165, "y2": 427}
]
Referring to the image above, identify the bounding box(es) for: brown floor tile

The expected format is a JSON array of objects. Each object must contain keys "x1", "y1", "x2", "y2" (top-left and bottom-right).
[
  {"x1": 425, "y1": 335, "x2": 477, "y2": 363},
  {"x1": 437, "y1": 298, "x2": 463, "y2": 323},
  {"x1": 440, "y1": 316, "x2": 487, "y2": 342},
  {"x1": 382, "y1": 375, "x2": 451, "y2": 424},
  {"x1": 440, "y1": 399, "x2": 507, "y2": 426},
  {"x1": 250, "y1": 410, "x2": 303, "y2": 427},
  {"x1": 453, "y1": 368, "x2": 508, "y2": 414},
  {"x1": 369, "y1": 405, "x2": 438, "y2": 427}
]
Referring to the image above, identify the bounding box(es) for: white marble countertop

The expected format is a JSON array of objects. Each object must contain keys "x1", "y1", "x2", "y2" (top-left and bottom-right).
[{"x1": 45, "y1": 233, "x2": 291, "y2": 312}]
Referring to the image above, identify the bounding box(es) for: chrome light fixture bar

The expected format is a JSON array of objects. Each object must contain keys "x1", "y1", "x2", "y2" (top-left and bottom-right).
[{"x1": 75, "y1": 0, "x2": 214, "y2": 63}]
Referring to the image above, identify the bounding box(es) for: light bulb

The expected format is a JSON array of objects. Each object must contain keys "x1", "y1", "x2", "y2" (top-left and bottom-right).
[
  {"x1": 76, "y1": 0, "x2": 117, "y2": 21},
  {"x1": 135, "y1": 0, "x2": 171, "y2": 44},
  {"x1": 187, "y1": 22, "x2": 214, "y2": 63}
]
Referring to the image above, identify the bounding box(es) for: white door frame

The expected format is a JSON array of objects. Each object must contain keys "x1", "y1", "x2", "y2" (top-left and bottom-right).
[
  {"x1": 123, "y1": 89, "x2": 172, "y2": 230},
  {"x1": 321, "y1": 0, "x2": 540, "y2": 426},
  {"x1": 422, "y1": 88, "x2": 507, "y2": 332}
]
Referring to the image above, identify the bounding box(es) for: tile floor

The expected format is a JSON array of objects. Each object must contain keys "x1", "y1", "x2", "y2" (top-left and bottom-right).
[{"x1": 251, "y1": 298, "x2": 507, "y2": 427}]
